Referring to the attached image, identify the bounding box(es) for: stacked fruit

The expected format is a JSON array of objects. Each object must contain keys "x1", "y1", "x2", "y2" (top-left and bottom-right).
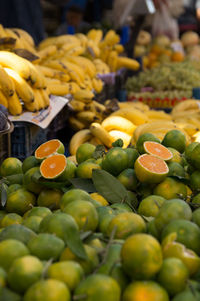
[{"x1": 1, "y1": 130, "x2": 200, "y2": 300}]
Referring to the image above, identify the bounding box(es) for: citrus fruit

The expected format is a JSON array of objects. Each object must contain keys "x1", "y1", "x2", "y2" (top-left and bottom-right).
[
  {"x1": 0, "y1": 239, "x2": 29, "y2": 271},
  {"x1": 185, "y1": 142, "x2": 200, "y2": 167},
  {"x1": 110, "y1": 203, "x2": 132, "y2": 213},
  {"x1": 168, "y1": 162, "x2": 186, "y2": 178},
  {"x1": 144, "y1": 141, "x2": 173, "y2": 161},
  {"x1": 60, "y1": 189, "x2": 94, "y2": 210},
  {"x1": 147, "y1": 218, "x2": 160, "y2": 239},
  {"x1": 192, "y1": 208, "x2": 200, "y2": 227},
  {"x1": 172, "y1": 289, "x2": 200, "y2": 301},
  {"x1": 76, "y1": 143, "x2": 96, "y2": 164},
  {"x1": 98, "y1": 243, "x2": 122, "y2": 275},
  {"x1": 86, "y1": 238, "x2": 105, "y2": 254},
  {"x1": 127, "y1": 191, "x2": 139, "y2": 209},
  {"x1": 27, "y1": 233, "x2": 64, "y2": 260},
  {"x1": 192, "y1": 193, "x2": 200, "y2": 206},
  {"x1": 47, "y1": 260, "x2": 84, "y2": 291},
  {"x1": 0, "y1": 287, "x2": 21, "y2": 301},
  {"x1": 35, "y1": 139, "x2": 65, "y2": 160},
  {"x1": 190, "y1": 171, "x2": 200, "y2": 191},
  {"x1": 40, "y1": 154, "x2": 76, "y2": 181},
  {"x1": 136, "y1": 133, "x2": 160, "y2": 154},
  {"x1": 110, "y1": 263, "x2": 129, "y2": 292},
  {"x1": 6, "y1": 188, "x2": 36, "y2": 215},
  {"x1": 138, "y1": 182, "x2": 154, "y2": 199},
  {"x1": 157, "y1": 257, "x2": 188, "y2": 296},
  {"x1": 22, "y1": 156, "x2": 39, "y2": 174},
  {"x1": 0, "y1": 157, "x2": 22, "y2": 177},
  {"x1": 7, "y1": 184, "x2": 21, "y2": 195},
  {"x1": 23, "y1": 166, "x2": 44, "y2": 194},
  {"x1": 0, "y1": 267, "x2": 6, "y2": 287},
  {"x1": 107, "y1": 212, "x2": 146, "y2": 239},
  {"x1": 162, "y1": 233, "x2": 200, "y2": 276},
  {"x1": 167, "y1": 147, "x2": 184, "y2": 165},
  {"x1": 4, "y1": 173, "x2": 24, "y2": 185},
  {"x1": 8, "y1": 255, "x2": 43, "y2": 293},
  {"x1": 1, "y1": 213, "x2": 22, "y2": 227},
  {"x1": 76, "y1": 161, "x2": 101, "y2": 179},
  {"x1": 60, "y1": 244, "x2": 99, "y2": 275},
  {"x1": 74, "y1": 274, "x2": 121, "y2": 301},
  {"x1": 22, "y1": 216, "x2": 42, "y2": 233},
  {"x1": 138, "y1": 195, "x2": 165, "y2": 217},
  {"x1": 154, "y1": 199, "x2": 192, "y2": 234},
  {"x1": 24, "y1": 206, "x2": 52, "y2": 219},
  {"x1": 134, "y1": 154, "x2": 169, "y2": 184},
  {"x1": 117, "y1": 168, "x2": 138, "y2": 190},
  {"x1": 0, "y1": 211, "x2": 6, "y2": 227},
  {"x1": 161, "y1": 219, "x2": 200, "y2": 254},
  {"x1": 24, "y1": 279, "x2": 70, "y2": 301},
  {"x1": 39, "y1": 212, "x2": 79, "y2": 245},
  {"x1": 162, "y1": 130, "x2": 186, "y2": 153},
  {"x1": 124, "y1": 147, "x2": 139, "y2": 168},
  {"x1": 90, "y1": 193, "x2": 108, "y2": 206},
  {"x1": 121, "y1": 233, "x2": 163, "y2": 279},
  {"x1": 63, "y1": 200, "x2": 98, "y2": 232},
  {"x1": 37, "y1": 188, "x2": 63, "y2": 210},
  {"x1": 101, "y1": 147, "x2": 129, "y2": 176},
  {"x1": 123, "y1": 280, "x2": 169, "y2": 301},
  {"x1": 97, "y1": 206, "x2": 116, "y2": 234},
  {"x1": 153, "y1": 177, "x2": 187, "y2": 200},
  {"x1": 0, "y1": 224, "x2": 36, "y2": 245}
]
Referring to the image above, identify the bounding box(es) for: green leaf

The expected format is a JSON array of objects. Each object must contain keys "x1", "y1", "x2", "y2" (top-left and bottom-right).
[
  {"x1": 31, "y1": 169, "x2": 42, "y2": 182},
  {"x1": 92, "y1": 169, "x2": 128, "y2": 204},
  {"x1": 1, "y1": 183, "x2": 7, "y2": 207},
  {"x1": 112, "y1": 139, "x2": 124, "y2": 148},
  {"x1": 92, "y1": 145, "x2": 106, "y2": 160},
  {"x1": 69, "y1": 178, "x2": 96, "y2": 193}
]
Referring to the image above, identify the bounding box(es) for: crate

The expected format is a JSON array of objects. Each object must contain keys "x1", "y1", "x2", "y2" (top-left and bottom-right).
[
  {"x1": 11, "y1": 122, "x2": 48, "y2": 161},
  {"x1": 0, "y1": 120, "x2": 14, "y2": 164}
]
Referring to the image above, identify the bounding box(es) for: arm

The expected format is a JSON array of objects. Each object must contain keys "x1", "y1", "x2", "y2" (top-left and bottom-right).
[{"x1": 196, "y1": 0, "x2": 200, "y2": 20}]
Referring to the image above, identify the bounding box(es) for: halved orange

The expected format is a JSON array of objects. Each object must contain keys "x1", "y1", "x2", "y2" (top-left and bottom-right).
[
  {"x1": 134, "y1": 154, "x2": 169, "y2": 184},
  {"x1": 35, "y1": 139, "x2": 64, "y2": 160},
  {"x1": 144, "y1": 141, "x2": 173, "y2": 161},
  {"x1": 40, "y1": 154, "x2": 76, "y2": 181}
]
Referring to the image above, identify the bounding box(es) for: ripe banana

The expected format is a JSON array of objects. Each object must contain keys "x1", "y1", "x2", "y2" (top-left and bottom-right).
[
  {"x1": 37, "y1": 45, "x2": 57, "y2": 62},
  {"x1": 102, "y1": 116, "x2": 136, "y2": 135},
  {"x1": 33, "y1": 89, "x2": 45, "y2": 110},
  {"x1": 117, "y1": 57, "x2": 140, "y2": 71},
  {"x1": 118, "y1": 101, "x2": 150, "y2": 112},
  {"x1": 4, "y1": 67, "x2": 34, "y2": 103},
  {"x1": 172, "y1": 99, "x2": 200, "y2": 115},
  {"x1": 92, "y1": 77, "x2": 103, "y2": 93},
  {"x1": 87, "y1": 29, "x2": 103, "y2": 45},
  {"x1": 36, "y1": 65, "x2": 70, "y2": 82},
  {"x1": 66, "y1": 56, "x2": 96, "y2": 78},
  {"x1": 69, "y1": 129, "x2": 92, "y2": 155},
  {"x1": 69, "y1": 116, "x2": 85, "y2": 131},
  {"x1": 66, "y1": 46, "x2": 85, "y2": 56},
  {"x1": 48, "y1": 82, "x2": 80, "y2": 96},
  {"x1": 7, "y1": 92, "x2": 22, "y2": 115},
  {"x1": 40, "y1": 89, "x2": 50, "y2": 108},
  {"x1": 108, "y1": 130, "x2": 132, "y2": 148},
  {"x1": 0, "y1": 24, "x2": 7, "y2": 38},
  {"x1": 76, "y1": 111, "x2": 100, "y2": 123},
  {"x1": 73, "y1": 90, "x2": 94, "y2": 103},
  {"x1": 0, "y1": 90, "x2": 8, "y2": 108},
  {"x1": 90, "y1": 122, "x2": 115, "y2": 148},
  {"x1": 0, "y1": 66, "x2": 15, "y2": 97},
  {"x1": 107, "y1": 51, "x2": 118, "y2": 72},
  {"x1": 60, "y1": 59, "x2": 85, "y2": 84},
  {"x1": 111, "y1": 108, "x2": 149, "y2": 125},
  {"x1": 24, "y1": 98, "x2": 39, "y2": 112},
  {"x1": 75, "y1": 33, "x2": 88, "y2": 48},
  {"x1": 12, "y1": 28, "x2": 35, "y2": 47},
  {"x1": 69, "y1": 99, "x2": 85, "y2": 112},
  {"x1": 146, "y1": 110, "x2": 172, "y2": 121},
  {"x1": 89, "y1": 136, "x2": 102, "y2": 146}
]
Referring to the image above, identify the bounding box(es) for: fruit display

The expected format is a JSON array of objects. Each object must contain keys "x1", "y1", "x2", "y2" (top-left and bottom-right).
[{"x1": 1, "y1": 130, "x2": 200, "y2": 300}]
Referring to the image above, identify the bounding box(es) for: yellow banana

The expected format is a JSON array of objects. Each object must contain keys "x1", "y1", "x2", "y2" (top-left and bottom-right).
[
  {"x1": 117, "y1": 57, "x2": 140, "y2": 71},
  {"x1": 102, "y1": 30, "x2": 120, "y2": 47},
  {"x1": 111, "y1": 108, "x2": 149, "y2": 125},
  {"x1": 66, "y1": 55, "x2": 96, "y2": 78},
  {"x1": 171, "y1": 109, "x2": 200, "y2": 119},
  {"x1": 107, "y1": 50, "x2": 118, "y2": 72},
  {"x1": 175, "y1": 122, "x2": 199, "y2": 136},
  {"x1": 33, "y1": 89, "x2": 45, "y2": 110},
  {"x1": 36, "y1": 65, "x2": 70, "y2": 82},
  {"x1": 87, "y1": 39, "x2": 100, "y2": 58},
  {"x1": 89, "y1": 136, "x2": 102, "y2": 146},
  {"x1": 69, "y1": 129, "x2": 92, "y2": 155},
  {"x1": 48, "y1": 82, "x2": 79, "y2": 96},
  {"x1": 172, "y1": 99, "x2": 200, "y2": 115},
  {"x1": 73, "y1": 90, "x2": 94, "y2": 103},
  {"x1": 102, "y1": 116, "x2": 136, "y2": 135},
  {"x1": 146, "y1": 110, "x2": 172, "y2": 121},
  {"x1": 45, "y1": 77, "x2": 61, "y2": 85},
  {"x1": 0, "y1": 90, "x2": 8, "y2": 108},
  {"x1": 5, "y1": 28, "x2": 24, "y2": 48},
  {"x1": 37, "y1": 45, "x2": 57, "y2": 62},
  {"x1": 69, "y1": 116, "x2": 85, "y2": 131},
  {"x1": 113, "y1": 44, "x2": 124, "y2": 54},
  {"x1": 92, "y1": 77, "x2": 103, "y2": 93},
  {"x1": 40, "y1": 89, "x2": 50, "y2": 108},
  {"x1": 75, "y1": 33, "x2": 88, "y2": 48},
  {"x1": 76, "y1": 111, "x2": 100, "y2": 123},
  {"x1": 118, "y1": 101, "x2": 150, "y2": 112},
  {"x1": 12, "y1": 28, "x2": 35, "y2": 47},
  {"x1": 0, "y1": 66, "x2": 15, "y2": 97},
  {"x1": 108, "y1": 130, "x2": 132, "y2": 148},
  {"x1": 87, "y1": 29, "x2": 103, "y2": 45},
  {"x1": 4, "y1": 67, "x2": 34, "y2": 103},
  {"x1": 90, "y1": 122, "x2": 114, "y2": 148},
  {"x1": 7, "y1": 92, "x2": 22, "y2": 115},
  {"x1": 0, "y1": 24, "x2": 7, "y2": 38},
  {"x1": 69, "y1": 99, "x2": 85, "y2": 112},
  {"x1": 66, "y1": 46, "x2": 85, "y2": 56}
]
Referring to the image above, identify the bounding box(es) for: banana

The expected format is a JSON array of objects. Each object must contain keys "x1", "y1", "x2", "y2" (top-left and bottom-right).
[
  {"x1": 4, "y1": 67, "x2": 34, "y2": 103},
  {"x1": 92, "y1": 77, "x2": 103, "y2": 93},
  {"x1": 39, "y1": 35, "x2": 80, "y2": 50},
  {"x1": 93, "y1": 59, "x2": 110, "y2": 74},
  {"x1": 33, "y1": 89, "x2": 45, "y2": 110},
  {"x1": 171, "y1": 109, "x2": 200, "y2": 119},
  {"x1": 175, "y1": 122, "x2": 199, "y2": 136},
  {"x1": 37, "y1": 45, "x2": 57, "y2": 62},
  {"x1": 0, "y1": 66, "x2": 15, "y2": 97},
  {"x1": 117, "y1": 57, "x2": 140, "y2": 71},
  {"x1": 36, "y1": 65, "x2": 70, "y2": 82},
  {"x1": 69, "y1": 116, "x2": 85, "y2": 131},
  {"x1": 45, "y1": 77, "x2": 61, "y2": 85},
  {"x1": 0, "y1": 24, "x2": 7, "y2": 38},
  {"x1": 87, "y1": 29, "x2": 103, "y2": 45},
  {"x1": 69, "y1": 129, "x2": 92, "y2": 155},
  {"x1": 107, "y1": 50, "x2": 118, "y2": 72},
  {"x1": 40, "y1": 89, "x2": 50, "y2": 108},
  {"x1": 61, "y1": 59, "x2": 85, "y2": 82},
  {"x1": 108, "y1": 130, "x2": 132, "y2": 148},
  {"x1": 76, "y1": 111, "x2": 100, "y2": 123},
  {"x1": 111, "y1": 108, "x2": 149, "y2": 125},
  {"x1": 172, "y1": 99, "x2": 200, "y2": 115},
  {"x1": 87, "y1": 39, "x2": 100, "y2": 58},
  {"x1": 0, "y1": 90, "x2": 8, "y2": 108},
  {"x1": 89, "y1": 136, "x2": 102, "y2": 146},
  {"x1": 75, "y1": 33, "x2": 88, "y2": 48},
  {"x1": 66, "y1": 46, "x2": 85, "y2": 56},
  {"x1": 66, "y1": 55, "x2": 96, "y2": 78},
  {"x1": 102, "y1": 116, "x2": 136, "y2": 135},
  {"x1": 69, "y1": 99, "x2": 85, "y2": 112},
  {"x1": 12, "y1": 28, "x2": 35, "y2": 47},
  {"x1": 146, "y1": 110, "x2": 172, "y2": 121},
  {"x1": 73, "y1": 90, "x2": 94, "y2": 103},
  {"x1": 103, "y1": 30, "x2": 120, "y2": 47},
  {"x1": 90, "y1": 122, "x2": 115, "y2": 148},
  {"x1": 25, "y1": 60, "x2": 46, "y2": 88},
  {"x1": 118, "y1": 101, "x2": 150, "y2": 112},
  {"x1": 5, "y1": 28, "x2": 24, "y2": 48},
  {"x1": 99, "y1": 47, "x2": 111, "y2": 63},
  {"x1": 7, "y1": 92, "x2": 22, "y2": 115},
  {"x1": 113, "y1": 44, "x2": 124, "y2": 54},
  {"x1": 48, "y1": 82, "x2": 80, "y2": 96},
  {"x1": 88, "y1": 100, "x2": 106, "y2": 116}
]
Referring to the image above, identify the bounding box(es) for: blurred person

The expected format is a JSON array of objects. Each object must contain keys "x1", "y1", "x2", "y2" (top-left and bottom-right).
[{"x1": 178, "y1": 0, "x2": 200, "y2": 34}]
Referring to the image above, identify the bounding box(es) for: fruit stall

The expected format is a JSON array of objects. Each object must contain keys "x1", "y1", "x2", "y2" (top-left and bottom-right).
[{"x1": 1, "y1": 21, "x2": 200, "y2": 301}]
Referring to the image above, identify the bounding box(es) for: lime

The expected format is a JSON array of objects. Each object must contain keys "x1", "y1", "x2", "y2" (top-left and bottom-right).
[
  {"x1": 162, "y1": 130, "x2": 186, "y2": 153},
  {"x1": 76, "y1": 143, "x2": 96, "y2": 164},
  {"x1": 0, "y1": 157, "x2": 22, "y2": 177},
  {"x1": 192, "y1": 208, "x2": 200, "y2": 227},
  {"x1": 136, "y1": 133, "x2": 160, "y2": 154},
  {"x1": 22, "y1": 216, "x2": 42, "y2": 233},
  {"x1": 101, "y1": 147, "x2": 129, "y2": 176},
  {"x1": 124, "y1": 148, "x2": 139, "y2": 168},
  {"x1": 24, "y1": 206, "x2": 52, "y2": 219},
  {"x1": 76, "y1": 161, "x2": 101, "y2": 179},
  {"x1": 138, "y1": 195, "x2": 165, "y2": 217},
  {"x1": 0, "y1": 224, "x2": 36, "y2": 245},
  {"x1": 37, "y1": 188, "x2": 63, "y2": 210},
  {"x1": 153, "y1": 177, "x2": 187, "y2": 200},
  {"x1": 6, "y1": 188, "x2": 36, "y2": 215},
  {"x1": 117, "y1": 169, "x2": 138, "y2": 190},
  {"x1": 22, "y1": 156, "x2": 39, "y2": 174},
  {"x1": 1, "y1": 213, "x2": 22, "y2": 227}
]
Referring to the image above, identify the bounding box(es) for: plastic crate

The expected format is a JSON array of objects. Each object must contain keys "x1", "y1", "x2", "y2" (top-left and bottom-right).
[
  {"x1": 0, "y1": 120, "x2": 14, "y2": 164},
  {"x1": 11, "y1": 122, "x2": 48, "y2": 161}
]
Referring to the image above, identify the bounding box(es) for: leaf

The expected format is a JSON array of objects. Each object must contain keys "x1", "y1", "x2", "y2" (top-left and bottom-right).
[
  {"x1": 92, "y1": 145, "x2": 106, "y2": 160},
  {"x1": 41, "y1": 258, "x2": 53, "y2": 279},
  {"x1": 31, "y1": 169, "x2": 42, "y2": 182},
  {"x1": 1, "y1": 183, "x2": 7, "y2": 207},
  {"x1": 92, "y1": 169, "x2": 128, "y2": 204},
  {"x1": 112, "y1": 139, "x2": 123, "y2": 148},
  {"x1": 69, "y1": 178, "x2": 96, "y2": 193}
]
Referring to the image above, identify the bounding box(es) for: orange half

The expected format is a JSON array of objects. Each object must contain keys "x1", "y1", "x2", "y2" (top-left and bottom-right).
[
  {"x1": 144, "y1": 141, "x2": 173, "y2": 161},
  {"x1": 35, "y1": 139, "x2": 64, "y2": 160},
  {"x1": 40, "y1": 154, "x2": 67, "y2": 179}
]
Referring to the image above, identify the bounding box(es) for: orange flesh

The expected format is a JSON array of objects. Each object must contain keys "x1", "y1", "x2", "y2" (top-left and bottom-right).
[
  {"x1": 144, "y1": 141, "x2": 172, "y2": 160},
  {"x1": 139, "y1": 154, "x2": 168, "y2": 174},
  {"x1": 35, "y1": 140, "x2": 60, "y2": 158},
  {"x1": 40, "y1": 154, "x2": 66, "y2": 178}
]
